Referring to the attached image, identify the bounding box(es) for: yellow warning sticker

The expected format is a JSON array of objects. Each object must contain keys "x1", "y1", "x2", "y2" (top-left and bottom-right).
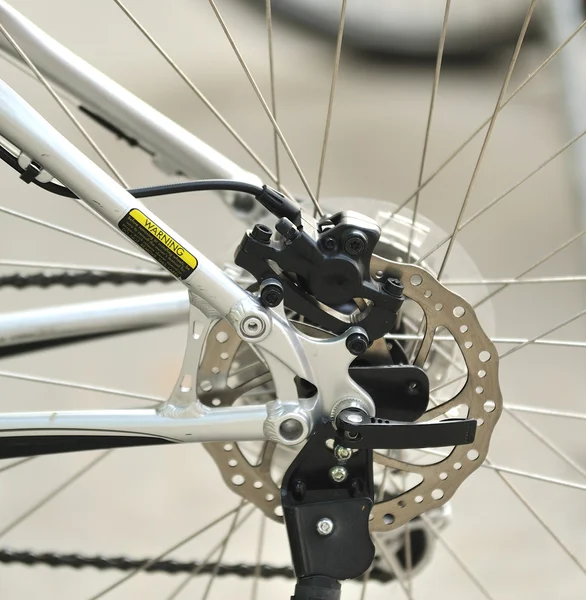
[{"x1": 119, "y1": 209, "x2": 197, "y2": 280}]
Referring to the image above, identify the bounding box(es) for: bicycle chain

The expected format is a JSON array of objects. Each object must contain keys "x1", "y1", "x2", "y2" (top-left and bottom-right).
[
  {"x1": 0, "y1": 549, "x2": 394, "y2": 582},
  {"x1": 0, "y1": 270, "x2": 174, "y2": 289}
]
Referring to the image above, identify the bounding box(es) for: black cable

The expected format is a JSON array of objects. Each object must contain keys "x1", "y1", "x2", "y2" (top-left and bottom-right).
[{"x1": 0, "y1": 144, "x2": 301, "y2": 225}]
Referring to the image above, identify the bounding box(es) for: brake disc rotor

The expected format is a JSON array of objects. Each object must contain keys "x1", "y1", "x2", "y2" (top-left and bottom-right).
[{"x1": 196, "y1": 209, "x2": 502, "y2": 531}]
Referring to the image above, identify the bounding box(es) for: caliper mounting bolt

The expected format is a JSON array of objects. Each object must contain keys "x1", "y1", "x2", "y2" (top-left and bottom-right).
[
  {"x1": 346, "y1": 332, "x2": 369, "y2": 356},
  {"x1": 260, "y1": 279, "x2": 284, "y2": 308},
  {"x1": 251, "y1": 223, "x2": 272, "y2": 244},
  {"x1": 333, "y1": 445, "x2": 352, "y2": 461},
  {"x1": 316, "y1": 517, "x2": 335, "y2": 536}
]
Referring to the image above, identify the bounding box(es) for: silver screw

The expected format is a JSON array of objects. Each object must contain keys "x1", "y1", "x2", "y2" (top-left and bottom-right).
[
  {"x1": 316, "y1": 517, "x2": 334, "y2": 536},
  {"x1": 333, "y1": 445, "x2": 352, "y2": 461},
  {"x1": 329, "y1": 465, "x2": 348, "y2": 483},
  {"x1": 240, "y1": 315, "x2": 265, "y2": 338}
]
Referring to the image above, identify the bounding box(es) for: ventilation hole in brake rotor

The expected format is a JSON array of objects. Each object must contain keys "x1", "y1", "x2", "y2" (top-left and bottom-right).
[
  {"x1": 460, "y1": 325, "x2": 468, "y2": 333},
  {"x1": 439, "y1": 472, "x2": 448, "y2": 480},
  {"x1": 478, "y1": 369, "x2": 486, "y2": 378},
  {"x1": 434, "y1": 303, "x2": 443, "y2": 311},
  {"x1": 274, "y1": 506, "x2": 284, "y2": 517},
  {"x1": 368, "y1": 513, "x2": 374, "y2": 521},
  {"x1": 200, "y1": 380, "x2": 212, "y2": 392},
  {"x1": 410, "y1": 274, "x2": 423, "y2": 286},
  {"x1": 398, "y1": 500, "x2": 406, "y2": 508},
  {"x1": 375, "y1": 270, "x2": 384, "y2": 280},
  {"x1": 212, "y1": 398, "x2": 221, "y2": 406},
  {"x1": 220, "y1": 352, "x2": 230, "y2": 360},
  {"x1": 231, "y1": 474, "x2": 245, "y2": 486},
  {"x1": 414, "y1": 495, "x2": 424, "y2": 504},
  {"x1": 424, "y1": 290, "x2": 432, "y2": 298},
  {"x1": 479, "y1": 350, "x2": 491, "y2": 363},
  {"x1": 223, "y1": 444, "x2": 233, "y2": 451},
  {"x1": 211, "y1": 367, "x2": 220, "y2": 375},
  {"x1": 453, "y1": 462, "x2": 462, "y2": 470},
  {"x1": 453, "y1": 306, "x2": 465, "y2": 318},
  {"x1": 265, "y1": 493, "x2": 275, "y2": 502},
  {"x1": 484, "y1": 400, "x2": 496, "y2": 412},
  {"x1": 228, "y1": 459, "x2": 238, "y2": 467},
  {"x1": 253, "y1": 481, "x2": 263, "y2": 489},
  {"x1": 216, "y1": 331, "x2": 229, "y2": 343},
  {"x1": 464, "y1": 341, "x2": 473, "y2": 349},
  {"x1": 179, "y1": 374, "x2": 192, "y2": 393},
  {"x1": 431, "y1": 489, "x2": 444, "y2": 500},
  {"x1": 383, "y1": 514, "x2": 395, "y2": 525},
  {"x1": 475, "y1": 386, "x2": 484, "y2": 394},
  {"x1": 477, "y1": 418, "x2": 484, "y2": 426},
  {"x1": 467, "y1": 449, "x2": 479, "y2": 461}
]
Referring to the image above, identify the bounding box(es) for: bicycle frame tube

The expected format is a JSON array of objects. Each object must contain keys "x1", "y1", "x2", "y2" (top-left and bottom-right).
[
  {"x1": 0, "y1": 0, "x2": 265, "y2": 217},
  {"x1": 0, "y1": 77, "x2": 322, "y2": 448}
]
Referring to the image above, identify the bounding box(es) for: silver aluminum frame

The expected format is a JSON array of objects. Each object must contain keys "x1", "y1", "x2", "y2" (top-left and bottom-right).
[{"x1": 0, "y1": 2, "x2": 373, "y2": 448}]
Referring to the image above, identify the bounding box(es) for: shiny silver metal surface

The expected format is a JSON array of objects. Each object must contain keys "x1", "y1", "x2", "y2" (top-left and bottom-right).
[
  {"x1": 0, "y1": 291, "x2": 188, "y2": 348},
  {"x1": 316, "y1": 518, "x2": 334, "y2": 536},
  {"x1": 0, "y1": 0, "x2": 263, "y2": 215}
]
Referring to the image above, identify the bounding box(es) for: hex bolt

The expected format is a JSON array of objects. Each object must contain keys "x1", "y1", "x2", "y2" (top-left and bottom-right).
[
  {"x1": 251, "y1": 223, "x2": 272, "y2": 244},
  {"x1": 240, "y1": 316, "x2": 265, "y2": 338},
  {"x1": 334, "y1": 445, "x2": 352, "y2": 461},
  {"x1": 343, "y1": 234, "x2": 366, "y2": 256},
  {"x1": 329, "y1": 465, "x2": 348, "y2": 483},
  {"x1": 346, "y1": 332, "x2": 369, "y2": 355},
  {"x1": 260, "y1": 279, "x2": 284, "y2": 308},
  {"x1": 382, "y1": 276, "x2": 404, "y2": 297},
  {"x1": 316, "y1": 517, "x2": 334, "y2": 536}
]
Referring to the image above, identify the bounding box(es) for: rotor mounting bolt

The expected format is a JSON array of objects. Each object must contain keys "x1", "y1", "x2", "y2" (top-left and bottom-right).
[
  {"x1": 334, "y1": 445, "x2": 352, "y2": 461},
  {"x1": 240, "y1": 315, "x2": 265, "y2": 338},
  {"x1": 329, "y1": 465, "x2": 348, "y2": 483},
  {"x1": 251, "y1": 223, "x2": 272, "y2": 244},
  {"x1": 343, "y1": 233, "x2": 367, "y2": 256},
  {"x1": 316, "y1": 517, "x2": 334, "y2": 536},
  {"x1": 382, "y1": 276, "x2": 404, "y2": 297},
  {"x1": 346, "y1": 332, "x2": 369, "y2": 356}
]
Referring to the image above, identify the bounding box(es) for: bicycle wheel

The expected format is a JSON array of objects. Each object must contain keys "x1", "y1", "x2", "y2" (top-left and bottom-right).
[{"x1": 0, "y1": 1, "x2": 584, "y2": 599}]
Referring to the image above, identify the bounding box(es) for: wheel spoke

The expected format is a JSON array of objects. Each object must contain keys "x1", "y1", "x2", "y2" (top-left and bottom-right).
[
  {"x1": 0, "y1": 23, "x2": 126, "y2": 186},
  {"x1": 432, "y1": 306, "x2": 586, "y2": 393},
  {"x1": 473, "y1": 228, "x2": 586, "y2": 309},
  {"x1": 388, "y1": 332, "x2": 586, "y2": 349},
  {"x1": 206, "y1": 0, "x2": 322, "y2": 215},
  {"x1": 250, "y1": 512, "x2": 267, "y2": 600},
  {"x1": 436, "y1": 0, "x2": 537, "y2": 280},
  {"x1": 0, "y1": 456, "x2": 36, "y2": 475},
  {"x1": 265, "y1": 0, "x2": 281, "y2": 191},
  {"x1": 0, "y1": 450, "x2": 111, "y2": 541},
  {"x1": 444, "y1": 275, "x2": 586, "y2": 286},
  {"x1": 421, "y1": 448, "x2": 586, "y2": 491},
  {"x1": 420, "y1": 514, "x2": 494, "y2": 600},
  {"x1": 407, "y1": 0, "x2": 451, "y2": 263},
  {"x1": 0, "y1": 370, "x2": 164, "y2": 404},
  {"x1": 111, "y1": 0, "x2": 286, "y2": 193},
  {"x1": 0, "y1": 204, "x2": 156, "y2": 264},
  {"x1": 418, "y1": 127, "x2": 586, "y2": 265},
  {"x1": 487, "y1": 459, "x2": 586, "y2": 573},
  {"x1": 87, "y1": 504, "x2": 243, "y2": 600},
  {"x1": 390, "y1": 17, "x2": 586, "y2": 218},
  {"x1": 315, "y1": 0, "x2": 347, "y2": 209},
  {"x1": 506, "y1": 404, "x2": 586, "y2": 421},
  {"x1": 372, "y1": 535, "x2": 414, "y2": 599},
  {"x1": 166, "y1": 502, "x2": 254, "y2": 600}
]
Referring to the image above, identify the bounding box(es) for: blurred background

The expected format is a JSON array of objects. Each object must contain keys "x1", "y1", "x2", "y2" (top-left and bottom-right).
[{"x1": 0, "y1": 0, "x2": 585, "y2": 599}]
